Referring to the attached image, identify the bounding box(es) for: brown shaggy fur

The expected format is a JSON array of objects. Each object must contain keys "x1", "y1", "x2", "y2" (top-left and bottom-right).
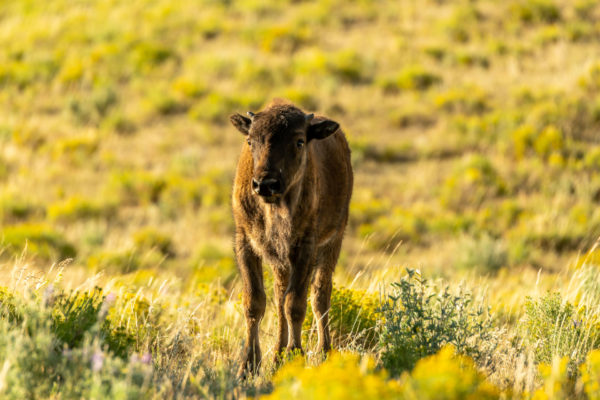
[{"x1": 229, "y1": 100, "x2": 353, "y2": 377}]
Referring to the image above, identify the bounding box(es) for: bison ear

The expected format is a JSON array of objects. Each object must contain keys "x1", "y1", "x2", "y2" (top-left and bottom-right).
[
  {"x1": 307, "y1": 119, "x2": 339, "y2": 141},
  {"x1": 229, "y1": 113, "x2": 252, "y2": 135}
]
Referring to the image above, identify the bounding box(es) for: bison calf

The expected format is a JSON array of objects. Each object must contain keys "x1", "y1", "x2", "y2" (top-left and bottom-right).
[{"x1": 230, "y1": 100, "x2": 353, "y2": 377}]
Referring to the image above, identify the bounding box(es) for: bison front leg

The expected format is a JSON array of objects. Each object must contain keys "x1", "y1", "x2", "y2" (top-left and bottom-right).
[
  {"x1": 235, "y1": 233, "x2": 266, "y2": 378},
  {"x1": 273, "y1": 266, "x2": 290, "y2": 363},
  {"x1": 284, "y1": 238, "x2": 316, "y2": 353}
]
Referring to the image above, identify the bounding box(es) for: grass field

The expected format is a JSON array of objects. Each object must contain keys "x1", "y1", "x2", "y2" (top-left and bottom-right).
[{"x1": 2, "y1": 0, "x2": 600, "y2": 398}]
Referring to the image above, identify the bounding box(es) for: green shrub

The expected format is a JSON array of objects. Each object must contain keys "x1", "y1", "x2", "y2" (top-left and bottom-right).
[
  {"x1": 511, "y1": 124, "x2": 537, "y2": 159},
  {"x1": 440, "y1": 5, "x2": 481, "y2": 43},
  {"x1": 103, "y1": 291, "x2": 162, "y2": 358},
  {"x1": 233, "y1": 58, "x2": 281, "y2": 88},
  {"x1": 67, "y1": 86, "x2": 119, "y2": 126},
  {"x1": 574, "y1": 0, "x2": 597, "y2": 20},
  {"x1": 388, "y1": 107, "x2": 436, "y2": 129},
  {"x1": 449, "y1": 109, "x2": 522, "y2": 150},
  {"x1": 101, "y1": 111, "x2": 137, "y2": 135},
  {"x1": 47, "y1": 196, "x2": 116, "y2": 222},
  {"x1": 171, "y1": 76, "x2": 207, "y2": 99},
  {"x1": 132, "y1": 228, "x2": 175, "y2": 258},
  {"x1": 509, "y1": 0, "x2": 561, "y2": 24},
  {"x1": 533, "y1": 25, "x2": 562, "y2": 45},
  {"x1": 0, "y1": 287, "x2": 153, "y2": 398},
  {"x1": 158, "y1": 168, "x2": 231, "y2": 218},
  {"x1": 423, "y1": 44, "x2": 447, "y2": 61},
  {"x1": 453, "y1": 50, "x2": 490, "y2": 68},
  {"x1": 524, "y1": 292, "x2": 600, "y2": 367},
  {"x1": 130, "y1": 40, "x2": 176, "y2": 72},
  {"x1": 523, "y1": 230, "x2": 587, "y2": 253},
  {"x1": 195, "y1": 168, "x2": 232, "y2": 207},
  {"x1": 377, "y1": 66, "x2": 441, "y2": 93},
  {"x1": 52, "y1": 287, "x2": 105, "y2": 349},
  {"x1": 454, "y1": 234, "x2": 508, "y2": 274},
  {"x1": 52, "y1": 136, "x2": 99, "y2": 164},
  {"x1": 157, "y1": 175, "x2": 203, "y2": 217},
  {"x1": 293, "y1": 49, "x2": 370, "y2": 84},
  {"x1": 533, "y1": 125, "x2": 565, "y2": 159},
  {"x1": 143, "y1": 88, "x2": 189, "y2": 116},
  {"x1": 11, "y1": 124, "x2": 46, "y2": 150},
  {"x1": 440, "y1": 155, "x2": 507, "y2": 210},
  {"x1": 0, "y1": 195, "x2": 44, "y2": 223},
  {"x1": 565, "y1": 21, "x2": 594, "y2": 42},
  {"x1": 87, "y1": 250, "x2": 141, "y2": 274},
  {"x1": 487, "y1": 39, "x2": 509, "y2": 56},
  {"x1": 256, "y1": 24, "x2": 312, "y2": 53},
  {"x1": 1, "y1": 224, "x2": 76, "y2": 262},
  {"x1": 378, "y1": 269, "x2": 495, "y2": 376},
  {"x1": 57, "y1": 57, "x2": 85, "y2": 85},
  {"x1": 584, "y1": 146, "x2": 600, "y2": 169},
  {"x1": 349, "y1": 192, "x2": 390, "y2": 228},
  {"x1": 327, "y1": 49, "x2": 369, "y2": 84},
  {"x1": 190, "y1": 244, "x2": 237, "y2": 285},
  {"x1": 350, "y1": 139, "x2": 417, "y2": 164},
  {"x1": 579, "y1": 62, "x2": 600, "y2": 92},
  {"x1": 0, "y1": 286, "x2": 20, "y2": 323},
  {"x1": 51, "y1": 286, "x2": 159, "y2": 358},
  {"x1": 105, "y1": 171, "x2": 167, "y2": 206},
  {"x1": 188, "y1": 92, "x2": 238, "y2": 123},
  {"x1": 434, "y1": 87, "x2": 489, "y2": 115},
  {"x1": 303, "y1": 286, "x2": 380, "y2": 350},
  {"x1": 91, "y1": 86, "x2": 119, "y2": 118}
]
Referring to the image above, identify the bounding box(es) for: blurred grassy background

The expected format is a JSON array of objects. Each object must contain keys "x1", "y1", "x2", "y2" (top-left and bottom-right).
[
  {"x1": 4, "y1": 1, "x2": 600, "y2": 397},
  {"x1": 1, "y1": 0, "x2": 600, "y2": 294}
]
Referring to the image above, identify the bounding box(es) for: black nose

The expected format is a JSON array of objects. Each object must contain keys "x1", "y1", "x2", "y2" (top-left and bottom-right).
[{"x1": 252, "y1": 178, "x2": 282, "y2": 197}]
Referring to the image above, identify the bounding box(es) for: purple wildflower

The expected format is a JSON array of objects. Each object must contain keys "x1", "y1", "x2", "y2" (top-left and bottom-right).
[
  {"x1": 105, "y1": 292, "x2": 117, "y2": 305},
  {"x1": 99, "y1": 293, "x2": 117, "y2": 320},
  {"x1": 91, "y1": 352, "x2": 104, "y2": 372},
  {"x1": 43, "y1": 284, "x2": 55, "y2": 307},
  {"x1": 141, "y1": 352, "x2": 152, "y2": 364}
]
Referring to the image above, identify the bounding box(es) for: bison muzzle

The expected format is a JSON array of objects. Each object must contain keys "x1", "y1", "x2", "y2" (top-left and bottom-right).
[{"x1": 230, "y1": 100, "x2": 353, "y2": 377}]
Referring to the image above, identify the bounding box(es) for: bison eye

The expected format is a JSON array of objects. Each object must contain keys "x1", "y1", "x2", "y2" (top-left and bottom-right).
[
  {"x1": 296, "y1": 139, "x2": 305, "y2": 149},
  {"x1": 246, "y1": 138, "x2": 251, "y2": 146}
]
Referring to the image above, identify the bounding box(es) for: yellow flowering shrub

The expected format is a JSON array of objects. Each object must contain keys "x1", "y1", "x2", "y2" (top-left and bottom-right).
[
  {"x1": 266, "y1": 346, "x2": 502, "y2": 400},
  {"x1": 399, "y1": 345, "x2": 501, "y2": 400},
  {"x1": 580, "y1": 349, "x2": 600, "y2": 399},
  {"x1": 532, "y1": 357, "x2": 573, "y2": 400},
  {"x1": 265, "y1": 352, "x2": 402, "y2": 400}
]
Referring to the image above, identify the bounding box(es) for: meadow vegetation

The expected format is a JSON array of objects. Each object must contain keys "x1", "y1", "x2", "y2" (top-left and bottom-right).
[{"x1": 2, "y1": 0, "x2": 600, "y2": 398}]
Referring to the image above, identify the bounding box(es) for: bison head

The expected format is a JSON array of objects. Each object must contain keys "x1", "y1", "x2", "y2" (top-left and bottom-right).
[{"x1": 230, "y1": 103, "x2": 339, "y2": 203}]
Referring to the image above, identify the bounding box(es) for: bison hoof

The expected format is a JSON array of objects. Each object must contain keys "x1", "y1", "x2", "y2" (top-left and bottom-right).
[
  {"x1": 237, "y1": 349, "x2": 262, "y2": 380},
  {"x1": 237, "y1": 361, "x2": 259, "y2": 381}
]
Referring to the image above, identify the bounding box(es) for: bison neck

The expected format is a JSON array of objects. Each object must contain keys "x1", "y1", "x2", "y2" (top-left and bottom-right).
[{"x1": 257, "y1": 168, "x2": 317, "y2": 267}]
